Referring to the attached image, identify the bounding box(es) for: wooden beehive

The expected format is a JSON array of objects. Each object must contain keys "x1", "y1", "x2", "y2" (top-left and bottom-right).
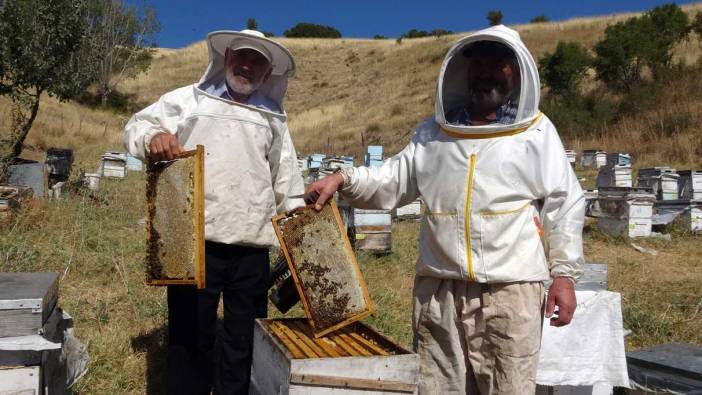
[
  {"x1": 272, "y1": 200, "x2": 375, "y2": 338},
  {"x1": 251, "y1": 318, "x2": 419, "y2": 394},
  {"x1": 0, "y1": 272, "x2": 59, "y2": 338},
  {"x1": 145, "y1": 145, "x2": 205, "y2": 289}
]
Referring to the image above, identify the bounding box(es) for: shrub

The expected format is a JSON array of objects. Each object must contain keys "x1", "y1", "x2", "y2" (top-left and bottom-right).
[
  {"x1": 642, "y1": 3, "x2": 690, "y2": 78},
  {"x1": 593, "y1": 17, "x2": 650, "y2": 92},
  {"x1": 487, "y1": 10, "x2": 503, "y2": 26},
  {"x1": 692, "y1": 12, "x2": 702, "y2": 37},
  {"x1": 541, "y1": 93, "x2": 617, "y2": 139},
  {"x1": 539, "y1": 41, "x2": 593, "y2": 96},
  {"x1": 400, "y1": 28, "x2": 453, "y2": 39},
  {"x1": 594, "y1": 4, "x2": 690, "y2": 92},
  {"x1": 283, "y1": 23, "x2": 341, "y2": 38},
  {"x1": 373, "y1": 34, "x2": 387, "y2": 40},
  {"x1": 530, "y1": 14, "x2": 549, "y2": 23}
]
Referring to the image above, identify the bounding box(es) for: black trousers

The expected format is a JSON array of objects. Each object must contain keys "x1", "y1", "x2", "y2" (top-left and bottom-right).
[{"x1": 166, "y1": 241, "x2": 269, "y2": 395}]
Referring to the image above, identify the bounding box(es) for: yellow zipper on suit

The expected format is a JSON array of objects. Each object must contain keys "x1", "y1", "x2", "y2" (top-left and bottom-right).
[{"x1": 464, "y1": 154, "x2": 477, "y2": 281}]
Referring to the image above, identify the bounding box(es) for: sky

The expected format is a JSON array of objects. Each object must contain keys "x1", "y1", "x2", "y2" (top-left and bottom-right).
[{"x1": 126, "y1": 0, "x2": 701, "y2": 49}]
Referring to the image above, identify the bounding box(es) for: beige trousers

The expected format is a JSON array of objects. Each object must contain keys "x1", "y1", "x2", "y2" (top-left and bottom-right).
[{"x1": 412, "y1": 277, "x2": 545, "y2": 395}]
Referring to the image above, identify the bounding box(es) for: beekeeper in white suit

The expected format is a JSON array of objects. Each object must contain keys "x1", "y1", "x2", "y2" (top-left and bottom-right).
[
  {"x1": 309, "y1": 25, "x2": 584, "y2": 394},
  {"x1": 124, "y1": 29, "x2": 304, "y2": 395}
]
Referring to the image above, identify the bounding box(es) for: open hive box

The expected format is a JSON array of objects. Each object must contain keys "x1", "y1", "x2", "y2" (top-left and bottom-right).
[
  {"x1": 272, "y1": 200, "x2": 375, "y2": 338},
  {"x1": 260, "y1": 201, "x2": 419, "y2": 394},
  {"x1": 145, "y1": 145, "x2": 205, "y2": 289},
  {"x1": 251, "y1": 318, "x2": 419, "y2": 394}
]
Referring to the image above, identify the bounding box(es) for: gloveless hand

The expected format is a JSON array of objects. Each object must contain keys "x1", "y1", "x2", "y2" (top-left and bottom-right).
[
  {"x1": 149, "y1": 132, "x2": 183, "y2": 161},
  {"x1": 306, "y1": 173, "x2": 344, "y2": 211},
  {"x1": 545, "y1": 277, "x2": 576, "y2": 327}
]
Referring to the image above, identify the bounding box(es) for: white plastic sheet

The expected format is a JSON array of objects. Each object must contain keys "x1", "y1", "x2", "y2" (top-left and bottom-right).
[{"x1": 537, "y1": 291, "x2": 630, "y2": 388}]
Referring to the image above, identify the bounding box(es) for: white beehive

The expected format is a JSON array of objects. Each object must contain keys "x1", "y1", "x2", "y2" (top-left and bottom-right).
[
  {"x1": 251, "y1": 318, "x2": 419, "y2": 395},
  {"x1": 596, "y1": 187, "x2": 655, "y2": 238}
]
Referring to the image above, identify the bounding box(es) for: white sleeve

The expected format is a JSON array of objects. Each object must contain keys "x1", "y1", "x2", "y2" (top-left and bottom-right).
[
  {"x1": 539, "y1": 127, "x2": 585, "y2": 281},
  {"x1": 268, "y1": 117, "x2": 305, "y2": 212},
  {"x1": 339, "y1": 138, "x2": 419, "y2": 210},
  {"x1": 123, "y1": 87, "x2": 190, "y2": 160}
]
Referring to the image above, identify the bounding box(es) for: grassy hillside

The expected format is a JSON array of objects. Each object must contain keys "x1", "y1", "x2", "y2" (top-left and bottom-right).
[
  {"x1": 1, "y1": 5, "x2": 701, "y2": 394},
  {"x1": 119, "y1": 3, "x2": 702, "y2": 166}
]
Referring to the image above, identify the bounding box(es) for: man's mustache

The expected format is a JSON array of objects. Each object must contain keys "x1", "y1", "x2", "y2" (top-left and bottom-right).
[
  {"x1": 472, "y1": 79, "x2": 502, "y2": 92},
  {"x1": 232, "y1": 69, "x2": 254, "y2": 81}
]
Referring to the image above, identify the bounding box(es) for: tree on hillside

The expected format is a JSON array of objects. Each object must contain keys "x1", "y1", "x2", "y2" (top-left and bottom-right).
[
  {"x1": 0, "y1": 0, "x2": 94, "y2": 179},
  {"x1": 247, "y1": 18, "x2": 257, "y2": 30},
  {"x1": 430, "y1": 28, "x2": 453, "y2": 37},
  {"x1": 594, "y1": 3, "x2": 690, "y2": 92},
  {"x1": 284, "y1": 23, "x2": 341, "y2": 38},
  {"x1": 539, "y1": 42, "x2": 593, "y2": 96},
  {"x1": 402, "y1": 29, "x2": 429, "y2": 38},
  {"x1": 88, "y1": 0, "x2": 159, "y2": 105},
  {"x1": 693, "y1": 12, "x2": 702, "y2": 37},
  {"x1": 642, "y1": 3, "x2": 689, "y2": 76},
  {"x1": 530, "y1": 14, "x2": 549, "y2": 23},
  {"x1": 487, "y1": 10, "x2": 503, "y2": 26},
  {"x1": 593, "y1": 17, "x2": 649, "y2": 92},
  {"x1": 401, "y1": 28, "x2": 453, "y2": 39}
]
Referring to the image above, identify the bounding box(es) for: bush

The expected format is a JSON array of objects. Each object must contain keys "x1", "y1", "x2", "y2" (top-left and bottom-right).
[
  {"x1": 643, "y1": 3, "x2": 689, "y2": 76},
  {"x1": 593, "y1": 17, "x2": 651, "y2": 92},
  {"x1": 283, "y1": 23, "x2": 341, "y2": 38},
  {"x1": 487, "y1": 10, "x2": 503, "y2": 26},
  {"x1": 401, "y1": 29, "x2": 429, "y2": 38},
  {"x1": 400, "y1": 28, "x2": 453, "y2": 39},
  {"x1": 539, "y1": 41, "x2": 593, "y2": 96},
  {"x1": 373, "y1": 34, "x2": 387, "y2": 40},
  {"x1": 593, "y1": 3, "x2": 690, "y2": 92},
  {"x1": 693, "y1": 12, "x2": 702, "y2": 37},
  {"x1": 530, "y1": 14, "x2": 549, "y2": 23},
  {"x1": 541, "y1": 93, "x2": 618, "y2": 139}
]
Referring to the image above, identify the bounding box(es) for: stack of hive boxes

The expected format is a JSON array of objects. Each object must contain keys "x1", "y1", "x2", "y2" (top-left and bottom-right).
[
  {"x1": 596, "y1": 187, "x2": 656, "y2": 238},
  {"x1": 0, "y1": 272, "x2": 87, "y2": 394}
]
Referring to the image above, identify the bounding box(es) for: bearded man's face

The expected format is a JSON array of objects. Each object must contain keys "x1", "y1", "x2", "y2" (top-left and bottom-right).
[{"x1": 467, "y1": 56, "x2": 516, "y2": 113}]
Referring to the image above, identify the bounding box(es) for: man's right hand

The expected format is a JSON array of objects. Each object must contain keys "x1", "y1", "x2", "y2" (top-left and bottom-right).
[
  {"x1": 148, "y1": 132, "x2": 183, "y2": 161},
  {"x1": 307, "y1": 173, "x2": 344, "y2": 211}
]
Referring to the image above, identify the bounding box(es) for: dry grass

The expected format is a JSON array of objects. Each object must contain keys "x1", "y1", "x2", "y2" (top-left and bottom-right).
[{"x1": 0, "y1": 5, "x2": 702, "y2": 394}]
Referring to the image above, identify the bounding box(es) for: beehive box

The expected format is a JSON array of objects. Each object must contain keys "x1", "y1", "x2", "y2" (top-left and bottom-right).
[
  {"x1": 145, "y1": 146, "x2": 205, "y2": 289},
  {"x1": 100, "y1": 152, "x2": 127, "y2": 179},
  {"x1": 8, "y1": 161, "x2": 47, "y2": 198},
  {"x1": 627, "y1": 343, "x2": 702, "y2": 393},
  {"x1": 678, "y1": 170, "x2": 702, "y2": 200},
  {"x1": 394, "y1": 199, "x2": 422, "y2": 220},
  {"x1": 596, "y1": 187, "x2": 655, "y2": 238},
  {"x1": 251, "y1": 318, "x2": 419, "y2": 394},
  {"x1": 272, "y1": 201, "x2": 374, "y2": 337},
  {"x1": 0, "y1": 272, "x2": 59, "y2": 338},
  {"x1": 353, "y1": 209, "x2": 392, "y2": 253},
  {"x1": 0, "y1": 365, "x2": 41, "y2": 394}
]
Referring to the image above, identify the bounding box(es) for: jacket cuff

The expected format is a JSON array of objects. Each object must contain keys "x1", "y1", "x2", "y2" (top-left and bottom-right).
[{"x1": 339, "y1": 167, "x2": 356, "y2": 194}]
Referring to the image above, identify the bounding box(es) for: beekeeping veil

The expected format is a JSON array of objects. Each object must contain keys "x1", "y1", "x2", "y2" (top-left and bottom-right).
[
  {"x1": 435, "y1": 25, "x2": 541, "y2": 135},
  {"x1": 198, "y1": 29, "x2": 295, "y2": 115}
]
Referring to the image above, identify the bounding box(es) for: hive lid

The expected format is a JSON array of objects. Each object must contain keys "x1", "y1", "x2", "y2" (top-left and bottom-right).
[
  {"x1": 272, "y1": 200, "x2": 375, "y2": 338},
  {"x1": 0, "y1": 272, "x2": 58, "y2": 311}
]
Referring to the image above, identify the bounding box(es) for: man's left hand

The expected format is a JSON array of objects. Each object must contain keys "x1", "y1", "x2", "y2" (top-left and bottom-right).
[{"x1": 545, "y1": 277, "x2": 576, "y2": 327}]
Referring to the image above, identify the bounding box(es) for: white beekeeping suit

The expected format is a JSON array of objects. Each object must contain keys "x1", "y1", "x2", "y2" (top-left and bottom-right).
[
  {"x1": 341, "y1": 25, "x2": 584, "y2": 283},
  {"x1": 124, "y1": 30, "x2": 305, "y2": 247},
  {"x1": 336, "y1": 25, "x2": 585, "y2": 394}
]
